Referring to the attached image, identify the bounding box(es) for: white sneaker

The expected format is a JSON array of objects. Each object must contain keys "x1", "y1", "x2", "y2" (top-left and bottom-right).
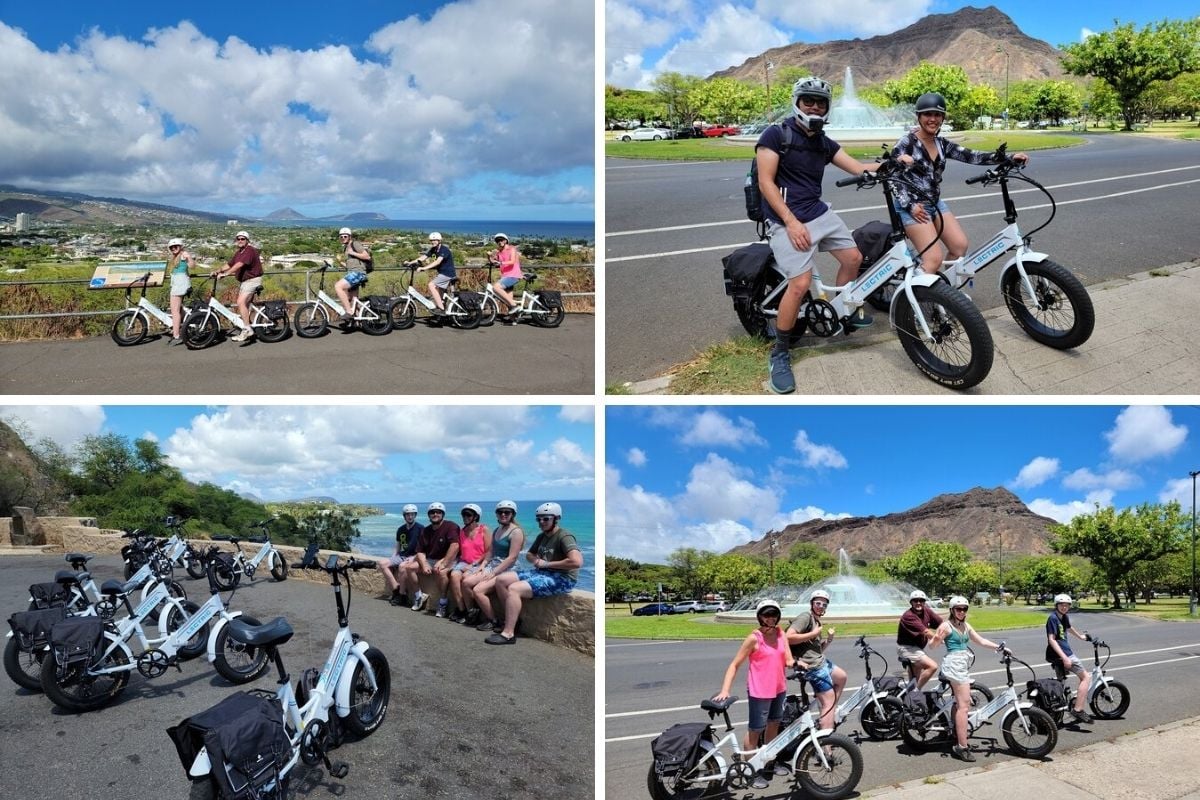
[{"x1": 231, "y1": 329, "x2": 251, "y2": 342}]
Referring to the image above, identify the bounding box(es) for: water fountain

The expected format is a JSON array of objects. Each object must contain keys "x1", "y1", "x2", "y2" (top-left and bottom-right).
[{"x1": 714, "y1": 548, "x2": 912, "y2": 623}]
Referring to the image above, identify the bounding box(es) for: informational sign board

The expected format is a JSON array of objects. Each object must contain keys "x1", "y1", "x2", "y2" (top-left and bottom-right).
[{"x1": 88, "y1": 261, "x2": 167, "y2": 289}]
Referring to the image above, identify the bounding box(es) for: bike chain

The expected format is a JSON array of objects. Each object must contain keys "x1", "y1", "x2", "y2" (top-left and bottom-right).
[{"x1": 803, "y1": 298, "x2": 841, "y2": 338}]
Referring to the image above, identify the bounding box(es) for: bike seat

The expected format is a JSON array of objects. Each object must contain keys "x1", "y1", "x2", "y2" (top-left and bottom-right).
[
  {"x1": 448, "y1": 277, "x2": 461, "y2": 286},
  {"x1": 100, "y1": 577, "x2": 140, "y2": 596},
  {"x1": 228, "y1": 615, "x2": 294, "y2": 648},
  {"x1": 54, "y1": 570, "x2": 83, "y2": 586},
  {"x1": 701, "y1": 696, "x2": 737, "y2": 713},
  {"x1": 65, "y1": 553, "x2": 94, "y2": 566},
  {"x1": 245, "y1": 536, "x2": 268, "y2": 545},
  {"x1": 524, "y1": 271, "x2": 538, "y2": 282}
]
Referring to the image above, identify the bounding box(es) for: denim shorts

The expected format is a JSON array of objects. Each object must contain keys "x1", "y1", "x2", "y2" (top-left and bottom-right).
[
  {"x1": 499, "y1": 276, "x2": 519, "y2": 289},
  {"x1": 343, "y1": 270, "x2": 369, "y2": 288},
  {"x1": 747, "y1": 691, "x2": 786, "y2": 732},
  {"x1": 450, "y1": 561, "x2": 477, "y2": 574},
  {"x1": 895, "y1": 199, "x2": 949, "y2": 227},
  {"x1": 169, "y1": 272, "x2": 191, "y2": 297},
  {"x1": 520, "y1": 569, "x2": 577, "y2": 598},
  {"x1": 800, "y1": 659, "x2": 838, "y2": 693}
]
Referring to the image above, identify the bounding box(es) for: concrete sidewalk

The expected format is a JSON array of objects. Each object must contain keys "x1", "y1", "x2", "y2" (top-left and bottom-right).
[
  {"x1": 862, "y1": 714, "x2": 1200, "y2": 799},
  {"x1": 634, "y1": 260, "x2": 1200, "y2": 395}
]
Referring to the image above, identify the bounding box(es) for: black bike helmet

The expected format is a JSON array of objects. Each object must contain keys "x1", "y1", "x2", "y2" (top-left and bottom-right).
[{"x1": 915, "y1": 92, "x2": 947, "y2": 115}]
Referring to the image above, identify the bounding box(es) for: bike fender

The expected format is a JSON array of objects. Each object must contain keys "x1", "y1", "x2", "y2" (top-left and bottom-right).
[
  {"x1": 206, "y1": 611, "x2": 246, "y2": 662},
  {"x1": 887, "y1": 272, "x2": 942, "y2": 325},
  {"x1": 999, "y1": 702, "x2": 1036, "y2": 726},
  {"x1": 334, "y1": 641, "x2": 373, "y2": 718},
  {"x1": 997, "y1": 250, "x2": 1049, "y2": 285},
  {"x1": 189, "y1": 747, "x2": 212, "y2": 777}
]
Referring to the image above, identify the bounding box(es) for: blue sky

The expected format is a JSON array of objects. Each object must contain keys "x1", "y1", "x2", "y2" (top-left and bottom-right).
[
  {"x1": 0, "y1": 0, "x2": 594, "y2": 222},
  {"x1": 0, "y1": 404, "x2": 595, "y2": 503},
  {"x1": 606, "y1": 1, "x2": 1200, "y2": 89},
  {"x1": 606, "y1": 405, "x2": 1200, "y2": 564}
]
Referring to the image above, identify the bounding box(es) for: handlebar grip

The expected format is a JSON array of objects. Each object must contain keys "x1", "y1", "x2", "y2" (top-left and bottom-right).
[
  {"x1": 835, "y1": 175, "x2": 861, "y2": 188},
  {"x1": 964, "y1": 172, "x2": 990, "y2": 185}
]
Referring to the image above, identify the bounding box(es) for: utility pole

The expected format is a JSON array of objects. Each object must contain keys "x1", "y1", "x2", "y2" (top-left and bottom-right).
[
  {"x1": 763, "y1": 60, "x2": 775, "y2": 117},
  {"x1": 769, "y1": 536, "x2": 779, "y2": 586},
  {"x1": 996, "y1": 45, "x2": 1010, "y2": 129},
  {"x1": 1190, "y1": 470, "x2": 1198, "y2": 616}
]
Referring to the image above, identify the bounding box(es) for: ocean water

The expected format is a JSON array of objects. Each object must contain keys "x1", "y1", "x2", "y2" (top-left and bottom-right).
[
  {"x1": 259, "y1": 218, "x2": 594, "y2": 242},
  {"x1": 351, "y1": 499, "x2": 595, "y2": 593}
]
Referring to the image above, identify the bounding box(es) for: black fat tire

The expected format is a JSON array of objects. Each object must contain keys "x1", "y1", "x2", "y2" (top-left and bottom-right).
[
  {"x1": 480, "y1": 296, "x2": 499, "y2": 326},
  {"x1": 269, "y1": 552, "x2": 289, "y2": 582},
  {"x1": 970, "y1": 682, "x2": 994, "y2": 708},
  {"x1": 184, "y1": 311, "x2": 220, "y2": 350},
  {"x1": 163, "y1": 599, "x2": 208, "y2": 660},
  {"x1": 255, "y1": 313, "x2": 290, "y2": 343},
  {"x1": 1090, "y1": 680, "x2": 1130, "y2": 719},
  {"x1": 735, "y1": 271, "x2": 783, "y2": 340},
  {"x1": 646, "y1": 739, "x2": 723, "y2": 800},
  {"x1": 899, "y1": 702, "x2": 945, "y2": 751},
  {"x1": 1000, "y1": 259, "x2": 1094, "y2": 349},
  {"x1": 450, "y1": 302, "x2": 481, "y2": 330},
  {"x1": 40, "y1": 636, "x2": 130, "y2": 712},
  {"x1": 293, "y1": 302, "x2": 329, "y2": 338},
  {"x1": 185, "y1": 550, "x2": 207, "y2": 580},
  {"x1": 111, "y1": 310, "x2": 149, "y2": 346},
  {"x1": 532, "y1": 299, "x2": 565, "y2": 328},
  {"x1": 1001, "y1": 706, "x2": 1058, "y2": 758},
  {"x1": 341, "y1": 646, "x2": 391, "y2": 737},
  {"x1": 794, "y1": 733, "x2": 863, "y2": 800},
  {"x1": 4, "y1": 636, "x2": 46, "y2": 692},
  {"x1": 389, "y1": 298, "x2": 416, "y2": 330},
  {"x1": 188, "y1": 775, "x2": 288, "y2": 800},
  {"x1": 212, "y1": 614, "x2": 270, "y2": 684},
  {"x1": 859, "y1": 695, "x2": 905, "y2": 741},
  {"x1": 207, "y1": 556, "x2": 240, "y2": 592},
  {"x1": 894, "y1": 281, "x2": 993, "y2": 389},
  {"x1": 359, "y1": 309, "x2": 392, "y2": 336}
]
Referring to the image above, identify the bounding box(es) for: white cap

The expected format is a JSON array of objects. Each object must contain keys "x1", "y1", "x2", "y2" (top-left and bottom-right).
[
  {"x1": 494, "y1": 232, "x2": 508, "y2": 242},
  {"x1": 339, "y1": 227, "x2": 352, "y2": 236},
  {"x1": 428, "y1": 232, "x2": 442, "y2": 241},
  {"x1": 167, "y1": 238, "x2": 184, "y2": 248},
  {"x1": 235, "y1": 231, "x2": 250, "y2": 240}
]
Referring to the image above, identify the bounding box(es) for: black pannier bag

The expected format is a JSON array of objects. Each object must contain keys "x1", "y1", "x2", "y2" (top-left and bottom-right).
[
  {"x1": 8, "y1": 605, "x2": 68, "y2": 649},
  {"x1": 458, "y1": 290, "x2": 483, "y2": 311},
  {"x1": 650, "y1": 722, "x2": 711, "y2": 778},
  {"x1": 1026, "y1": 677, "x2": 1068, "y2": 712},
  {"x1": 366, "y1": 295, "x2": 392, "y2": 313},
  {"x1": 853, "y1": 221, "x2": 894, "y2": 276},
  {"x1": 168, "y1": 691, "x2": 290, "y2": 798},
  {"x1": 721, "y1": 242, "x2": 773, "y2": 296},
  {"x1": 260, "y1": 300, "x2": 288, "y2": 321},
  {"x1": 874, "y1": 675, "x2": 902, "y2": 694},
  {"x1": 538, "y1": 290, "x2": 563, "y2": 309},
  {"x1": 48, "y1": 615, "x2": 104, "y2": 666},
  {"x1": 28, "y1": 581, "x2": 71, "y2": 609}
]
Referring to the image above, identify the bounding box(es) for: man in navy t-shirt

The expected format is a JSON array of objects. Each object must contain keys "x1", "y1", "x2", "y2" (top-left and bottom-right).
[
  {"x1": 1045, "y1": 594, "x2": 1094, "y2": 724},
  {"x1": 405, "y1": 231, "x2": 456, "y2": 316}
]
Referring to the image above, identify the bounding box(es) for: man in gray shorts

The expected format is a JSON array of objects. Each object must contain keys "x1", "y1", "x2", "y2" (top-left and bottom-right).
[
  {"x1": 896, "y1": 589, "x2": 943, "y2": 689},
  {"x1": 406, "y1": 231, "x2": 455, "y2": 316},
  {"x1": 755, "y1": 76, "x2": 908, "y2": 394}
]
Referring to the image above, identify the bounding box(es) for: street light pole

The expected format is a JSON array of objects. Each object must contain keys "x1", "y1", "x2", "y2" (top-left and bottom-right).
[
  {"x1": 763, "y1": 60, "x2": 775, "y2": 118},
  {"x1": 769, "y1": 536, "x2": 779, "y2": 586},
  {"x1": 996, "y1": 45, "x2": 1010, "y2": 130},
  {"x1": 1190, "y1": 470, "x2": 1198, "y2": 616}
]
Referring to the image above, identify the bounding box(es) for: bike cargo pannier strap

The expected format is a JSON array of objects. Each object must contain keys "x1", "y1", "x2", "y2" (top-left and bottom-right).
[
  {"x1": 650, "y1": 721, "x2": 711, "y2": 777},
  {"x1": 29, "y1": 581, "x2": 71, "y2": 609},
  {"x1": 721, "y1": 242, "x2": 773, "y2": 295},
  {"x1": 538, "y1": 290, "x2": 563, "y2": 309},
  {"x1": 367, "y1": 295, "x2": 392, "y2": 313},
  {"x1": 8, "y1": 605, "x2": 68, "y2": 648},
  {"x1": 167, "y1": 691, "x2": 289, "y2": 794},
  {"x1": 48, "y1": 615, "x2": 104, "y2": 665},
  {"x1": 260, "y1": 300, "x2": 288, "y2": 321},
  {"x1": 458, "y1": 290, "x2": 483, "y2": 311}
]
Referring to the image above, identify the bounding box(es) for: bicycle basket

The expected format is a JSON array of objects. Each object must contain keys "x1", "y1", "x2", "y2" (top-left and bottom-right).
[
  {"x1": 28, "y1": 581, "x2": 71, "y2": 609},
  {"x1": 537, "y1": 290, "x2": 563, "y2": 309},
  {"x1": 458, "y1": 290, "x2": 483, "y2": 311},
  {"x1": 366, "y1": 295, "x2": 392, "y2": 313},
  {"x1": 48, "y1": 615, "x2": 104, "y2": 666},
  {"x1": 260, "y1": 300, "x2": 288, "y2": 321},
  {"x1": 8, "y1": 605, "x2": 67, "y2": 649},
  {"x1": 650, "y1": 722, "x2": 711, "y2": 777}
]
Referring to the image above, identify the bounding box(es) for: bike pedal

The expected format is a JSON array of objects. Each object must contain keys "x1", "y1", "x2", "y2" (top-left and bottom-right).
[{"x1": 329, "y1": 762, "x2": 349, "y2": 779}]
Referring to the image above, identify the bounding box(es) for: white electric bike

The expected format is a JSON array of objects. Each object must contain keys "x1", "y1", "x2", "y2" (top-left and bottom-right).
[
  {"x1": 110, "y1": 271, "x2": 178, "y2": 345},
  {"x1": 183, "y1": 274, "x2": 291, "y2": 348},
  {"x1": 292, "y1": 261, "x2": 392, "y2": 337}
]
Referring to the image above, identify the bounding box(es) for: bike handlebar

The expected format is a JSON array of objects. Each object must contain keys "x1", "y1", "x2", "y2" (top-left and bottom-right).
[{"x1": 835, "y1": 174, "x2": 863, "y2": 188}]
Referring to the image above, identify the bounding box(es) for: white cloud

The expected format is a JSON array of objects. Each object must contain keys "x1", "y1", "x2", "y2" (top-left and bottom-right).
[
  {"x1": 627, "y1": 447, "x2": 648, "y2": 467},
  {"x1": 605, "y1": 465, "x2": 679, "y2": 563},
  {"x1": 1158, "y1": 477, "x2": 1197, "y2": 508},
  {"x1": 1062, "y1": 468, "x2": 1139, "y2": 492},
  {"x1": 767, "y1": 505, "x2": 851, "y2": 531},
  {"x1": 793, "y1": 430, "x2": 847, "y2": 469},
  {"x1": 1011, "y1": 456, "x2": 1059, "y2": 489},
  {"x1": 680, "y1": 409, "x2": 765, "y2": 449},
  {"x1": 605, "y1": 0, "x2": 677, "y2": 88},
  {"x1": 653, "y1": 4, "x2": 790, "y2": 83},
  {"x1": 754, "y1": 0, "x2": 933, "y2": 37},
  {"x1": 681, "y1": 519, "x2": 759, "y2": 553},
  {"x1": 681, "y1": 453, "x2": 779, "y2": 529},
  {"x1": 559, "y1": 406, "x2": 595, "y2": 424},
  {"x1": 1080, "y1": 27, "x2": 1095, "y2": 41},
  {"x1": 1105, "y1": 406, "x2": 1187, "y2": 462},
  {"x1": 0, "y1": 405, "x2": 105, "y2": 450},
  {"x1": 1028, "y1": 490, "x2": 1114, "y2": 523},
  {"x1": 535, "y1": 437, "x2": 594, "y2": 478}
]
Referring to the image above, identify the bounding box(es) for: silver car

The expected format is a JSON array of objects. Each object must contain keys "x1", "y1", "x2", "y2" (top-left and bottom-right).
[{"x1": 618, "y1": 127, "x2": 672, "y2": 142}]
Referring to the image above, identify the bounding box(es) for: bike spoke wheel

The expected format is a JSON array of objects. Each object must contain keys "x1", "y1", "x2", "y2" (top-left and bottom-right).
[
  {"x1": 899, "y1": 703, "x2": 944, "y2": 751},
  {"x1": 1001, "y1": 706, "x2": 1057, "y2": 758},
  {"x1": 532, "y1": 301, "x2": 565, "y2": 328},
  {"x1": 269, "y1": 553, "x2": 288, "y2": 582},
  {"x1": 40, "y1": 638, "x2": 130, "y2": 712},
  {"x1": 359, "y1": 309, "x2": 392, "y2": 336},
  {"x1": 293, "y1": 302, "x2": 329, "y2": 338},
  {"x1": 185, "y1": 551, "x2": 207, "y2": 580},
  {"x1": 450, "y1": 303, "x2": 481, "y2": 330},
  {"x1": 1090, "y1": 680, "x2": 1130, "y2": 719},
  {"x1": 389, "y1": 298, "x2": 416, "y2": 330},
  {"x1": 207, "y1": 557, "x2": 240, "y2": 592},
  {"x1": 212, "y1": 615, "x2": 270, "y2": 684},
  {"x1": 736, "y1": 271, "x2": 783, "y2": 340},
  {"x1": 1000, "y1": 259, "x2": 1095, "y2": 349},
  {"x1": 342, "y1": 646, "x2": 390, "y2": 737},
  {"x1": 110, "y1": 310, "x2": 149, "y2": 346},
  {"x1": 859, "y1": 695, "x2": 904, "y2": 741},
  {"x1": 646, "y1": 740, "x2": 723, "y2": 800},
  {"x1": 970, "y1": 683, "x2": 994, "y2": 708},
  {"x1": 894, "y1": 282, "x2": 993, "y2": 389},
  {"x1": 4, "y1": 637, "x2": 47, "y2": 692},
  {"x1": 795, "y1": 734, "x2": 863, "y2": 800},
  {"x1": 480, "y1": 296, "x2": 499, "y2": 326},
  {"x1": 255, "y1": 313, "x2": 290, "y2": 343},
  {"x1": 184, "y1": 311, "x2": 220, "y2": 350}
]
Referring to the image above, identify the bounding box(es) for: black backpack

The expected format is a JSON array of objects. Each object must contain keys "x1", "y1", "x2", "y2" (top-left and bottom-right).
[{"x1": 744, "y1": 123, "x2": 795, "y2": 233}]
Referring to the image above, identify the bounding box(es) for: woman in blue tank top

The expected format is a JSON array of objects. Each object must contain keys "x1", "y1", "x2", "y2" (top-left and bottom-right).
[
  {"x1": 930, "y1": 596, "x2": 1002, "y2": 763},
  {"x1": 464, "y1": 500, "x2": 526, "y2": 632}
]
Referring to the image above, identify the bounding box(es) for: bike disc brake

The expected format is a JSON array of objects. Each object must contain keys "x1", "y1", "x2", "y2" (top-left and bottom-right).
[
  {"x1": 137, "y1": 648, "x2": 170, "y2": 679},
  {"x1": 803, "y1": 298, "x2": 841, "y2": 338},
  {"x1": 725, "y1": 760, "x2": 756, "y2": 789}
]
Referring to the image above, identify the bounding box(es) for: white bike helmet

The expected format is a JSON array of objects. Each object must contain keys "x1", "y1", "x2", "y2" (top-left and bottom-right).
[
  {"x1": 494, "y1": 233, "x2": 508, "y2": 243},
  {"x1": 810, "y1": 588, "x2": 831, "y2": 604},
  {"x1": 428, "y1": 231, "x2": 442, "y2": 241},
  {"x1": 909, "y1": 590, "x2": 929, "y2": 601},
  {"x1": 949, "y1": 596, "x2": 969, "y2": 609},
  {"x1": 461, "y1": 503, "x2": 482, "y2": 518},
  {"x1": 235, "y1": 230, "x2": 250, "y2": 241},
  {"x1": 339, "y1": 227, "x2": 352, "y2": 236},
  {"x1": 167, "y1": 237, "x2": 184, "y2": 248},
  {"x1": 1054, "y1": 594, "x2": 1072, "y2": 605},
  {"x1": 401, "y1": 504, "x2": 418, "y2": 515},
  {"x1": 535, "y1": 502, "x2": 562, "y2": 519},
  {"x1": 792, "y1": 76, "x2": 833, "y2": 133},
  {"x1": 427, "y1": 502, "x2": 446, "y2": 514},
  {"x1": 495, "y1": 500, "x2": 518, "y2": 514},
  {"x1": 756, "y1": 598, "x2": 782, "y2": 621}
]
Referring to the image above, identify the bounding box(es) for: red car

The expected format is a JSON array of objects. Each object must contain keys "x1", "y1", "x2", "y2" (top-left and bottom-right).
[{"x1": 702, "y1": 125, "x2": 740, "y2": 137}]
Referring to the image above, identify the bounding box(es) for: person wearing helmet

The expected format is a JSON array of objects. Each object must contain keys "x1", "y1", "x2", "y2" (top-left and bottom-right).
[
  {"x1": 896, "y1": 589, "x2": 944, "y2": 689},
  {"x1": 785, "y1": 588, "x2": 848, "y2": 731},
  {"x1": 756, "y1": 76, "x2": 911, "y2": 394},
  {"x1": 377, "y1": 503, "x2": 426, "y2": 606},
  {"x1": 487, "y1": 233, "x2": 523, "y2": 323},
  {"x1": 1045, "y1": 594, "x2": 1094, "y2": 724},
  {"x1": 890, "y1": 93, "x2": 1028, "y2": 275},
  {"x1": 929, "y1": 595, "x2": 1004, "y2": 761},
  {"x1": 333, "y1": 227, "x2": 373, "y2": 329},
  {"x1": 164, "y1": 237, "x2": 195, "y2": 345},
  {"x1": 213, "y1": 231, "x2": 263, "y2": 342},
  {"x1": 397, "y1": 502, "x2": 461, "y2": 612},
  {"x1": 463, "y1": 501, "x2": 526, "y2": 632},
  {"x1": 446, "y1": 504, "x2": 493, "y2": 622},
  {"x1": 487, "y1": 502, "x2": 582, "y2": 645},
  {"x1": 403, "y1": 231, "x2": 455, "y2": 317},
  {"x1": 713, "y1": 599, "x2": 795, "y2": 789}
]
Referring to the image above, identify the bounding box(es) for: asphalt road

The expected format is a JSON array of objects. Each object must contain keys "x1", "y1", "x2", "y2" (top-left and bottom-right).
[
  {"x1": 0, "y1": 554, "x2": 594, "y2": 799},
  {"x1": 606, "y1": 612, "x2": 1200, "y2": 798},
  {"x1": 0, "y1": 313, "x2": 595, "y2": 395},
  {"x1": 605, "y1": 134, "x2": 1200, "y2": 383}
]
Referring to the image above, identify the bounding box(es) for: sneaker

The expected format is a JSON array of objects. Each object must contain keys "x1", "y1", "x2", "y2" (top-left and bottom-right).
[
  {"x1": 411, "y1": 591, "x2": 426, "y2": 611},
  {"x1": 388, "y1": 589, "x2": 404, "y2": 606},
  {"x1": 449, "y1": 612, "x2": 466, "y2": 624},
  {"x1": 435, "y1": 600, "x2": 448, "y2": 618},
  {"x1": 751, "y1": 774, "x2": 770, "y2": 790},
  {"x1": 465, "y1": 608, "x2": 481, "y2": 625},
  {"x1": 168, "y1": 337, "x2": 183, "y2": 346},
  {"x1": 768, "y1": 347, "x2": 795, "y2": 394},
  {"x1": 339, "y1": 318, "x2": 355, "y2": 331},
  {"x1": 230, "y1": 329, "x2": 249, "y2": 342},
  {"x1": 475, "y1": 620, "x2": 496, "y2": 631},
  {"x1": 848, "y1": 308, "x2": 875, "y2": 328},
  {"x1": 432, "y1": 307, "x2": 447, "y2": 317},
  {"x1": 772, "y1": 762, "x2": 791, "y2": 776},
  {"x1": 1069, "y1": 709, "x2": 1093, "y2": 724},
  {"x1": 951, "y1": 745, "x2": 976, "y2": 763},
  {"x1": 485, "y1": 633, "x2": 516, "y2": 645}
]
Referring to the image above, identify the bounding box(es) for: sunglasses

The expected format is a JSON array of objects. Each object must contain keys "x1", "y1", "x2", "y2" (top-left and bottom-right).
[
  {"x1": 953, "y1": 607, "x2": 969, "y2": 612},
  {"x1": 911, "y1": 599, "x2": 926, "y2": 603},
  {"x1": 235, "y1": 237, "x2": 248, "y2": 242},
  {"x1": 169, "y1": 245, "x2": 182, "y2": 249},
  {"x1": 496, "y1": 509, "x2": 514, "y2": 515},
  {"x1": 812, "y1": 600, "x2": 828, "y2": 608},
  {"x1": 535, "y1": 515, "x2": 555, "y2": 522}
]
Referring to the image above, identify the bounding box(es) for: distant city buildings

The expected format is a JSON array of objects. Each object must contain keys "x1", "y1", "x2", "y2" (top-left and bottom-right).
[{"x1": 14, "y1": 213, "x2": 30, "y2": 232}]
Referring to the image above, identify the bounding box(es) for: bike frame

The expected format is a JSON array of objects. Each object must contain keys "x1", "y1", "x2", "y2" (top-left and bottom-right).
[
  {"x1": 482, "y1": 267, "x2": 556, "y2": 321},
  {"x1": 121, "y1": 273, "x2": 174, "y2": 328},
  {"x1": 87, "y1": 581, "x2": 193, "y2": 674},
  {"x1": 306, "y1": 263, "x2": 381, "y2": 322},
  {"x1": 227, "y1": 537, "x2": 280, "y2": 576},
  {"x1": 920, "y1": 651, "x2": 1040, "y2": 738}
]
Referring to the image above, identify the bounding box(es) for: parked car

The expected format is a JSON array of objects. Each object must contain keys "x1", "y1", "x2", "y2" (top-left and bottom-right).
[
  {"x1": 702, "y1": 124, "x2": 740, "y2": 137},
  {"x1": 673, "y1": 600, "x2": 705, "y2": 613},
  {"x1": 618, "y1": 127, "x2": 672, "y2": 142},
  {"x1": 671, "y1": 126, "x2": 703, "y2": 139},
  {"x1": 632, "y1": 602, "x2": 675, "y2": 616},
  {"x1": 701, "y1": 601, "x2": 728, "y2": 612}
]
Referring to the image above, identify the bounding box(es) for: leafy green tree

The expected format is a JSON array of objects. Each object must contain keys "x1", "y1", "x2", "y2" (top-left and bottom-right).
[
  {"x1": 959, "y1": 561, "x2": 999, "y2": 598},
  {"x1": 1024, "y1": 556, "x2": 1082, "y2": 598},
  {"x1": 74, "y1": 434, "x2": 137, "y2": 493},
  {"x1": 668, "y1": 547, "x2": 714, "y2": 600},
  {"x1": 880, "y1": 62, "x2": 971, "y2": 125},
  {"x1": 958, "y1": 84, "x2": 1001, "y2": 128},
  {"x1": 697, "y1": 554, "x2": 766, "y2": 602},
  {"x1": 887, "y1": 541, "x2": 973, "y2": 598},
  {"x1": 1061, "y1": 19, "x2": 1200, "y2": 130},
  {"x1": 299, "y1": 508, "x2": 360, "y2": 552},
  {"x1": 1028, "y1": 80, "x2": 1083, "y2": 125},
  {"x1": 775, "y1": 559, "x2": 833, "y2": 587},
  {"x1": 652, "y1": 72, "x2": 703, "y2": 127},
  {"x1": 689, "y1": 78, "x2": 755, "y2": 124},
  {"x1": 605, "y1": 85, "x2": 663, "y2": 126},
  {"x1": 1050, "y1": 502, "x2": 1188, "y2": 608}
]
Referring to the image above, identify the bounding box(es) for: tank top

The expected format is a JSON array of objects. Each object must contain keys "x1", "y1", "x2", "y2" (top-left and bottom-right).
[
  {"x1": 945, "y1": 624, "x2": 971, "y2": 653},
  {"x1": 491, "y1": 524, "x2": 518, "y2": 560},
  {"x1": 747, "y1": 629, "x2": 788, "y2": 699},
  {"x1": 458, "y1": 523, "x2": 488, "y2": 563}
]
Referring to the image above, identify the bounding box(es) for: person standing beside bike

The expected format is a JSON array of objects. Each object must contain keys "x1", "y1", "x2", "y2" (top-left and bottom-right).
[
  {"x1": 713, "y1": 599, "x2": 794, "y2": 790},
  {"x1": 890, "y1": 93, "x2": 1027, "y2": 275},
  {"x1": 165, "y1": 237, "x2": 194, "y2": 345},
  {"x1": 785, "y1": 588, "x2": 847, "y2": 732},
  {"x1": 896, "y1": 589, "x2": 943, "y2": 690},
  {"x1": 929, "y1": 596, "x2": 1003, "y2": 762},
  {"x1": 334, "y1": 227, "x2": 373, "y2": 330},
  {"x1": 488, "y1": 233, "x2": 523, "y2": 323},
  {"x1": 1045, "y1": 593, "x2": 1094, "y2": 724},
  {"x1": 757, "y1": 76, "x2": 905, "y2": 394},
  {"x1": 212, "y1": 231, "x2": 263, "y2": 343},
  {"x1": 404, "y1": 231, "x2": 455, "y2": 316}
]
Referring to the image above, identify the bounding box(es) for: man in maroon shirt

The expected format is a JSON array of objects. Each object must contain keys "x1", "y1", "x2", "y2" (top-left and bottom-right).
[
  {"x1": 896, "y1": 589, "x2": 943, "y2": 689},
  {"x1": 214, "y1": 231, "x2": 263, "y2": 342}
]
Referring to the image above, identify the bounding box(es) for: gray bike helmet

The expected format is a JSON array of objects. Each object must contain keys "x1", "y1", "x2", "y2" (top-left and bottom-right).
[
  {"x1": 461, "y1": 503, "x2": 482, "y2": 519},
  {"x1": 427, "y1": 502, "x2": 446, "y2": 514},
  {"x1": 792, "y1": 76, "x2": 833, "y2": 132},
  {"x1": 915, "y1": 92, "x2": 947, "y2": 115}
]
